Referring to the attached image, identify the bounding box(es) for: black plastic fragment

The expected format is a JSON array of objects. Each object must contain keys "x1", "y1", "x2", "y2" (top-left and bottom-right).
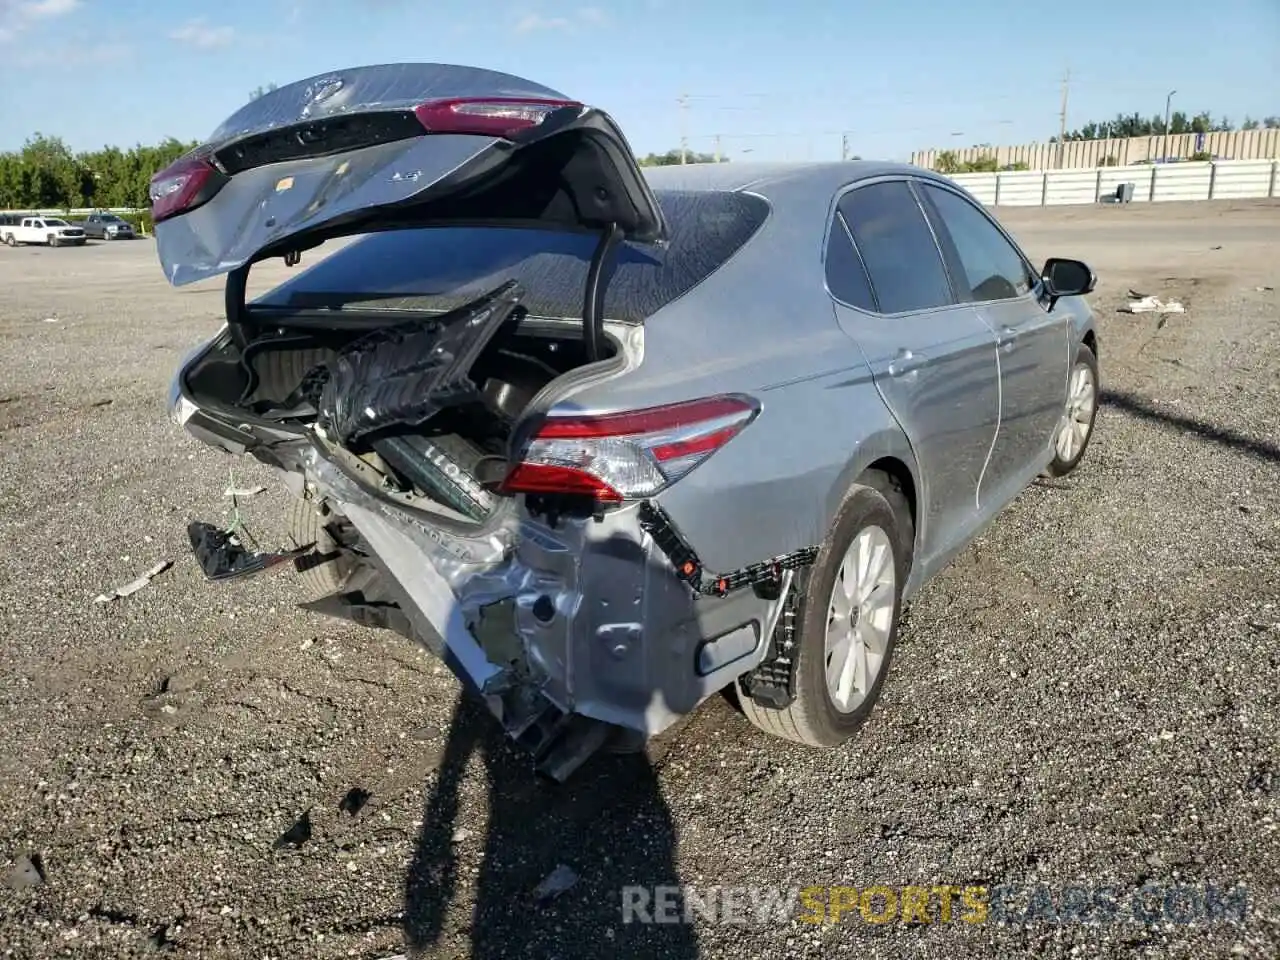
[
  {"x1": 637, "y1": 501, "x2": 818, "y2": 598},
  {"x1": 274, "y1": 808, "x2": 312, "y2": 850},
  {"x1": 338, "y1": 787, "x2": 371, "y2": 817},
  {"x1": 313, "y1": 280, "x2": 526, "y2": 446},
  {"x1": 187, "y1": 521, "x2": 309, "y2": 582}
]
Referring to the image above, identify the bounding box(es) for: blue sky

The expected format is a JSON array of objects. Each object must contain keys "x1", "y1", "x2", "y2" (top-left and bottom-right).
[{"x1": 0, "y1": 0, "x2": 1276, "y2": 161}]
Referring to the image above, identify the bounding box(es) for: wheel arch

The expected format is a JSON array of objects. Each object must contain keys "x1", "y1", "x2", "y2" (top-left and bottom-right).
[{"x1": 823, "y1": 427, "x2": 922, "y2": 568}]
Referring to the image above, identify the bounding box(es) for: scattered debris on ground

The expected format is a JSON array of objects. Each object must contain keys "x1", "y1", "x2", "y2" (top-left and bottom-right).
[
  {"x1": 533, "y1": 864, "x2": 580, "y2": 904},
  {"x1": 1120, "y1": 295, "x2": 1185, "y2": 314},
  {"x1": 93, "y1": 559, "x2": 173, "y2": 603},
  {"x1": 7, "y1": 855, "x2": 46, "y2": 890},
  {"x1": 274, "y1": 809, "x2": 313, "y2": 850},
  {"x1": 224, "y1": 484, "x2": 267, "y2": 498},
  {"x1": 339, "y1": 787, "x2": 372, "y2": 816}
]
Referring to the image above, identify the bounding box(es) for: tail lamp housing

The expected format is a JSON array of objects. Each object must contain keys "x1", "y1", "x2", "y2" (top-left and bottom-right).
[{"x1": 503, "y1": 395, "x2": 760, "y2": 503}]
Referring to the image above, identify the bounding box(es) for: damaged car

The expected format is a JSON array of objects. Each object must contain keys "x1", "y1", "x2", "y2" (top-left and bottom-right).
[{"x1": 158, "y1": 63, "x2": 1100, "y2": 781}]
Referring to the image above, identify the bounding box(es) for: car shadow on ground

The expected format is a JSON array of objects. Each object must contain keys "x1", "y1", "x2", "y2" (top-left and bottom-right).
[
  {"x1": 1101, "y1": 388, "x2": 1280, "y2": 463},
  {"x1": 402, "y1": 692, "x2": 700, "y2": 959}
]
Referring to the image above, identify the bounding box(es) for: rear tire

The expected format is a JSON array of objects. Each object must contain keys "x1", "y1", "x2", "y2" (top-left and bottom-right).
[
  {"x1": 289, "y1": 496, "x2": 355, "y2": 599},
  {"x1": 739, "y1": 474, "x2": 911, "y2": 747},
  {"x1": 1044, "y1": 342, "x2": 1099, "y2": 478}
]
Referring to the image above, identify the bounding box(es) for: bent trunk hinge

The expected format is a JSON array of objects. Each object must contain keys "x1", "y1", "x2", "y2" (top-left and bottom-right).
[
  {"x1": 224, "y1": 263, "x2": 252, "y2": 350},
  {"x1": 583, "y1": 222, "x2": 624, "y2": 363}
]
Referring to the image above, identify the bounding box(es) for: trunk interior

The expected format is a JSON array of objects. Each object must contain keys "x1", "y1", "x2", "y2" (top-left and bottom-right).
[{"x1": 183, "y1": 308, "x2": 616, "y2": 523}]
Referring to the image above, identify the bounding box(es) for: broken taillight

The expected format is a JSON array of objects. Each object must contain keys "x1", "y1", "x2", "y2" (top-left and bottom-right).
[
  {"x1": 413, "y1": 97, "x2": 583, "y2": 139},
  {"x1": 148, "y1": 155, "x2": 225, "y2": 223},
  {"x1": 503, "y1": 395, "x2": 759, "y2": 502}
]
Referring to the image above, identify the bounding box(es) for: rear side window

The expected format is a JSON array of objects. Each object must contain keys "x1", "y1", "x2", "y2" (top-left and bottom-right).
[
  {"x1": 265, "y1": 190, "x2": 770, "y2": 323},
  {"x1": 919, "y1": 184, "x2": 1037, "y2": 301},
  {"x1": 839, "y1": 182, "x2": 954, "y2": 314},
  {"x1": 824, "y1": 213, "x2": 877, "y2": 311}
]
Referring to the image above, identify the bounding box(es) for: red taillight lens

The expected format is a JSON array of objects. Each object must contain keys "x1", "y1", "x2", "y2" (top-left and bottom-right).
[
  {"x1": 413, "y1": 97, "x2": 582, "y2": 139},
  {"x1": 148, "y1": 156, "x2": 223, "y2": 223},
  {"x1": 503, "y1": 395, "x2": 759, "y2": 502}
]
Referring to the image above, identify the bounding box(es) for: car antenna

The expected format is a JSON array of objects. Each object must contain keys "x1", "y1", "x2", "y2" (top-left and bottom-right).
[{"x1": 582, "y1": 223, "x2": 624, "y2": 363}]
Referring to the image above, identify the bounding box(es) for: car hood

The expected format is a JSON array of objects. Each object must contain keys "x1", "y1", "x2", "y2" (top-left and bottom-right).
[{"x1": 152, "y1": 63, "x2": 668, "y2": 286}]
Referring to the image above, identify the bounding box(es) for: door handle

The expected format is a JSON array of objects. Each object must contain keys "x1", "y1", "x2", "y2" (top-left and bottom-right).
[
  {"x1": 997, "y1": 326, "x2": 1018, "y2": 351},
  {"x1": 887, "y1": 349, "x2": 927, "y2": 378}
]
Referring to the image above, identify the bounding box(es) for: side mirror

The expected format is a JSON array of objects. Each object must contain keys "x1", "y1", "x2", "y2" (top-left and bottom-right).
[
  {"x1": 1043, "y1": 258, "x2": 1096, "y2": 296},
  {"x1": 1040, "y1": 258, "x2": 1096, "y2": 311}
]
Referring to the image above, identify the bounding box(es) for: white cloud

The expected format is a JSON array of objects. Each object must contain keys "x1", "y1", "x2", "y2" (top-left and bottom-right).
[
  {"x1": 514, "y1": 13, "x2": 571, "y2": 34},
  {"x1": 16, "y1": 38, "x2": 129, "y2": 66},
  {"x1": 169, "y1": 17, "x2": 235, "y2": 49},
  {"x1": 512, "y1": 7, "x2": 608, "y2": 35},
  {"x1": 25, "y1": 0, "x2": 79, "y2": 16},
  {"x1": 0, "y1": 0, "x2": 80, "y2": 43}
]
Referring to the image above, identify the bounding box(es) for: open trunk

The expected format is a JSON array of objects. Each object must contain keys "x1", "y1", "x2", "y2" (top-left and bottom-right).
[
  {"x1": 179, "y1": 286, "x2": 624, "y2": 525},
  {"x1": 154, "y1": 62, "x2": 665, "y2": 524}
]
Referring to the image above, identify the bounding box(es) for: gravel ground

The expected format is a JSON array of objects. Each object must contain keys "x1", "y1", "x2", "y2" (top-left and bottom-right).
[{"x1": 0, "y1": 200, "x2": 1277, "y2": 960}]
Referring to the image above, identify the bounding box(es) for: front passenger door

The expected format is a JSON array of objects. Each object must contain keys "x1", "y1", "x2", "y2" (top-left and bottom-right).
[{"x1": 916, "y1": 182, "x2": 1070, "y2": 500}]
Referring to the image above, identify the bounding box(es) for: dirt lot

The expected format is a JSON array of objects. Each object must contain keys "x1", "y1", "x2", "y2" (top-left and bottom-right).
[{"x1": 0, "y1": 200, "x2": 1277, "y2": 960}]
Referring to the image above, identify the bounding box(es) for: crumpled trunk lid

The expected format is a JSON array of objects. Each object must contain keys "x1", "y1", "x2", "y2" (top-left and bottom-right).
[{"x1": 151, "y1": 62, "x2": 667, "y2": 286}]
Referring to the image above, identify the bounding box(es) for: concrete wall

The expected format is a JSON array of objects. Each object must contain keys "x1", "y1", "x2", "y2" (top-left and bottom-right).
[
  {"x1": 942, "y1": 160, "x2": 1278, "y2": 208},
  {"x1": 912, "y1": 129, "x2": 1280, "y2": 171}
]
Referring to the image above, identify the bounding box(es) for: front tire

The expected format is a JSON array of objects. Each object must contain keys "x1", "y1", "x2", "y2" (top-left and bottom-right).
[
  {"x1": 739, "y1": 476, "x2": 910, "y2": 747},
  {"x1": 1044, "y1": 343, "x2": 1099, "y2": 477}
]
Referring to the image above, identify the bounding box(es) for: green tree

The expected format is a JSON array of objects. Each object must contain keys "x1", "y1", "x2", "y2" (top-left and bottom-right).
[
  {"x1": 933, "y1": 150, "x2": 961, "y2": 174},
  {"x1": 249, "y1": 82, "x2": 279, "y2": 101},
  {"x1": 0, "y1": 135, "x2": 198, "y2": 211},
  {"x1": 637, "y1": 149, "x2": 725, "y2": 166}
]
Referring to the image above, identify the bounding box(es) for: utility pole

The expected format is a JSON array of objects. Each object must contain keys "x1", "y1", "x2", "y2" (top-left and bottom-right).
[
  {"x1": 713, "y1": 134, "x2": 721, "y2": 163},
  {"x1": 841, "y1": 133, "x2": 849, "y2": 161},
  {"x1": 678, "y1": 93, "x2": 689, "y2": 165},
  {"x1": 1057, "y1": 67, "x2": 1070, "y2": 169}
]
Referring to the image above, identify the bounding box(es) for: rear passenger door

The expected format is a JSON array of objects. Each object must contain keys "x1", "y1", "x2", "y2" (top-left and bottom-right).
[
  {"x1": 916, "y1": 182, "x2": 1070, "y2": 499},
  {"x1": 825, "y1": 178, "x2": 1001, "y2": 576}
]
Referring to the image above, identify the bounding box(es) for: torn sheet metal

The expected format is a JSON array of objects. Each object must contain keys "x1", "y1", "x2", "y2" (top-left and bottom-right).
[{"x1": 94, "y1": 560, "x2": 173, "y2": 603}]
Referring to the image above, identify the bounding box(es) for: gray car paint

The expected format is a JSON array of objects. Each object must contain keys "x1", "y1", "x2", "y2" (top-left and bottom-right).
[
  {"x1": 153, "y1": 63, "x2": 668, "y2": 286},
  {"x1": 168, "y1": 157, "x2": 1097, "y2": 748}
]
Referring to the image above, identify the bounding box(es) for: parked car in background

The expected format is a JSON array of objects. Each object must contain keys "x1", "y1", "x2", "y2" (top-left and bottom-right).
[
  {"x1": 1, "y1": 215, "x2": 87, "y2": 247},
  {"x1": 76, "y1": 212, "x2": 137, "y2": 240},
  {"x1": 156, "y1": 63, "x2": 1101, "y2": 782}
]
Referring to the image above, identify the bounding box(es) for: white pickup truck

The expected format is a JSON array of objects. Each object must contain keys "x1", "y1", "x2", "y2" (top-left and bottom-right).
[{"x1": 0, "y1": 214, "x2": 88, "y2": 247}]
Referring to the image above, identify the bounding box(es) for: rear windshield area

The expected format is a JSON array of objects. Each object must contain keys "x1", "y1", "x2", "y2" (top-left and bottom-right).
[{"x1": 256, "y1": 189, "x2": 770, "y2": 323}]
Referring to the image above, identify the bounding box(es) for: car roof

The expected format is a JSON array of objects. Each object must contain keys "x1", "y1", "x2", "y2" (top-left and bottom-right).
[{"x1": 641, "y1": 159, "x2": 948, "y2": 198}]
